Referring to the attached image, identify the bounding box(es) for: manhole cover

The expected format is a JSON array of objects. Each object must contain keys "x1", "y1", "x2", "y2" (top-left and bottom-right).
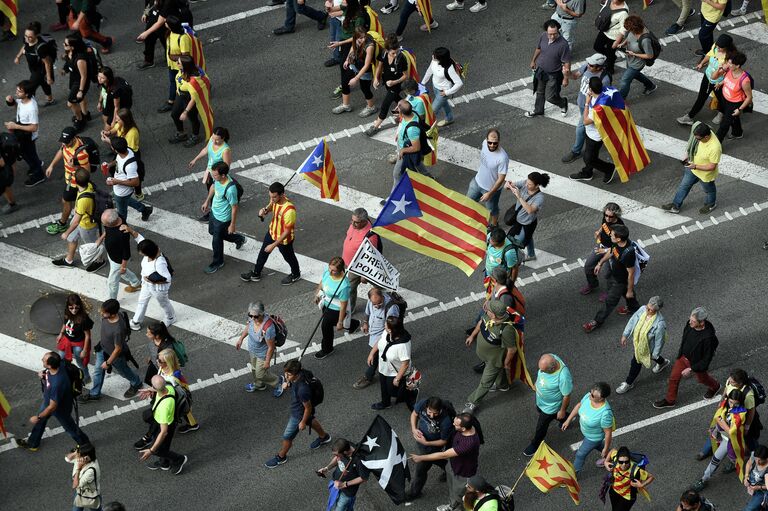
[{"x1": 29, "y1": 293, "x2": 71, "y2": 335}]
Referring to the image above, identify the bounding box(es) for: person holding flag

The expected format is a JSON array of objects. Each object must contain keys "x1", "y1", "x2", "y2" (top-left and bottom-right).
[
  {"x1": 317, "y1": 438, "x2": 369, "y2": 510},
  {"x1": 333, "y1": 26, "x2": 377, "y2": 117},
  {"x1": 569, "y1": 77, "x2": 618, "y2": 184},
  {"x1": 602, "y1": 446, "x2": 654, "y2": 510},
  {"x1": 169, "y1": 55, "x2": 213, "y2": 148},
  {"x1": 524, "y1": 441, "x2": 581, "y2": 504},
  {"x1": 313, "y1": 256, "x2": 360, "y2": 359},
  {"x1": 158, "y1": 16, "x2": 191, "y2": 114}
]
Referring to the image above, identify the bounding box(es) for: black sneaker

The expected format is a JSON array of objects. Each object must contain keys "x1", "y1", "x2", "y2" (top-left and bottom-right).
[
  {"x1": 694, "y1": 49, "x2": 705, "y2": 57},
  {"x1": 52, "y1": 258, "x2": 76, "y2": 268},
  {"x1": 78, "y1": 393, "x2": 100, "y2": 403},
  {"x1": 273, "y1": 26, "x2": 295, "y2": 35},
  {"x1": 603, "y1": 168, "x2": 617, "y2": 184},
  {"x1": 561, "y1": 152, "x2": 580, "y2": 164},
  {"x1": 173, "y1": 455, "x2": 188, "y2": 475},
  {"x1": 85, "y1": 260, "x2": 106, "y2": 273},
  {"x1": 569, "y1": 170, "x2": 593, "y2": 181},
  {"x1": 523, "y1": 444, "x2": 537, "y2": 457},
  {"x1": 178, "y1": 424, "x2": 200, "y2": 434},
  {"x1": 124, "y1": 385, "x2": 140, "y2": 399},
  {"x1": 15, "y1": 439, "x2": 39, "y2": 452},
  {"x1": 134, "y1": 436, "x2": 153, "y2": 450},
  {"x1": 157, "y1": 103, "x2": 173, "y2": 113},
  {"x1": 183, "y1": 135, "x2": 201, "y2": 148},
  {"x1": 314, "y1": 349, "x2": 333, "y2": 360},
  {"x1": 137, "y1": 61, "x2": 156, "y2": 70},
  {"x1": 472, "y1": 361, "x2": 486, "y2": 374},
  {"x1": 281, "y1": 273, "x2": 300, "y2": 285},
  {"x1": 642, "y1": 84, "x2": 658, "y2": 96},
  {"x1": 324, "y1": 58, "x2": 340, "y2": 67},
  {"x1": 235, "y1": 236, "x2": 247, "y2": 250},
  {"x1": 348, "y1": 319, "x2": 361, "y2": 334},
  {"x1": 147, "y1": 459, "x2": 171, "y2": 471},
  {"x1": 240, "y1": 271, "x2": 261, "y2": 282},
  {"x1": 198, "y1": 212, "x2": 210, "y2": 223},
  {"x1": 24, "y1": 176, "x2": 46, "y2": 187},
  {"x1": 168, "y1": 132, "x2": 188, "y2": 144},
  {"x1": 141, "y1": 205, "x2": 154, "y2": 221}
]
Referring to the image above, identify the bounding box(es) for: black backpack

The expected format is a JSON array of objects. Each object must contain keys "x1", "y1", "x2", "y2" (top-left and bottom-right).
[
  {"x1": 124, "y1": 154, "x2": 145, "y2": 185},
  {"x1": 365, "y1": 230, "x2": 383, "y2": 253},
  {"x1": 113, "y1": 77, "x2": 134, "y2": 110},
  {"x1": 595, "y1": 4, "x2": 627, "y2": 32},
  {"x1": 63, "y1": 360, "x2": 85, "y2": 397},
  {"x1": 0, "y1": 132, "x2": 21, "y2": 162},
  {"x1": 83, "y1": 42, "x2": 103, "y2": 83},
  {"x1": 31, "y1": 35, "x2": 58, "y2": 65},
  {"x1": 223, "y1": 177, "x2": 244, "y2": 203},
  {"x1": 78, "y1": 185, "x2": 114, "y2": 225},
  {"x1": 302, "y1": 370, "x2": 324, "y2": 408},
  {"x1": 750, "y1": 376, "x2": 766, "y2": 407},
  {"x1": 73, "y1": 137, "x2": 100, "y2": 172},
  {"x1": 384, "y1": 291, "x2": 408, "y2": 321},
  {"x1": 154, "y1": 383, "x2": 192, "y2": 424},
  {"x1": 638, "y1": 31, "x2": 662, "y2": 66},
  {"x1": 405, "y1": 114, "x2": 433, "y2": 156},
  {"x1": 474, "y1": 490, "x2": 514, "y2": 511}
]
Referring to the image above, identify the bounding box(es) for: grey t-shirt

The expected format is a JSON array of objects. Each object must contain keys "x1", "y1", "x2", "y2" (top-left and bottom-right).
[
  {"x1": 474, "y1": 140, "x2": 510, "y2": 191},
  {"x1": 536, "y1": 33, "x2": 571, "y2": 74},
  {"x1": 513, "y1": 180, "x2": 545, "y2": 225},
  {"x1": 577, "y1": 64, "x2": 612, "y2": 110},
  {"x1": 556, "y1": 0, "x2": 585, "y2": 18},
  {"x1": 625, "y1": 31, "x2": 654, "y2": 70},
  {"x1": 100, "y1": 316, "x2": 127, "y2": 355}
]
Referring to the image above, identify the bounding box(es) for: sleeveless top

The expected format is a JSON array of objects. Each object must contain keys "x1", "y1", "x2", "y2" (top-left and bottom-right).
[
  {"x1": 206, "y1": 139, "x2": 230, "y2": 169},
  {"x1": 722, "y1": 70, "x2": 748, "y2": 103}
]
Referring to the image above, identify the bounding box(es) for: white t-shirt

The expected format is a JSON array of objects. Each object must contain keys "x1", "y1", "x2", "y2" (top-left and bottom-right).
[
  {"x1": 585, "y1": 98, "x2": 601, "y2": 142},
  {"x1": 376, "y1": 331, "x2": 411, "y2": 377},
  {"x1": 113, "y1": 149, "x2": 139, "y2": 197},
  {"x1": 15, "y1": 98, "x2": 40, "y2": 142},
  {"x1": 474, "y1": 140, "x2": 509, "y2": 191}
]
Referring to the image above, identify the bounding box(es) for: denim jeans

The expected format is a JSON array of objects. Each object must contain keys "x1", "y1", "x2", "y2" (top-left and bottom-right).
[
  {"x1": 284, "y1": 0, "x2": 326, "y2": 30},
  {"x1": 58, "y1": 346, "x2": 91, "y2": 382},
  {"x1": 571, "y1": 104, "x2": 586, "y2": 155},
  {"x1": 552, "y1": 12, "x2": 577, "y2": 50},
  {"x1": 432, "y1": 92, "x2": 454, "y2": 122},
  {"x1": 618, "y1": 67, "x2": 655, "y2": 99},
  {"x1": 113, "y1": 193, "x2": 146, "y2": 222},
  {"x1": 672, "y1": 168, "x2": 717, "y2": 209},
  {"x1": 392, "y1": 155, "x2": 432, "y2": 192},
  {"x1": 573, "y1": 437, "x2": 604, "y2": 472},
  {"x1": 167, "y1": 67, "x2": 176, "y2": 102},
  {"x1": 395, "y1": 0, "x2": 418, "y2": 36},
  {"x1": 698, "y1": 14, "x2": 718, "y2": 54},
  {"x1": 466, "y1": 178, "x2": 502, "y2": 219},
  {"x1": 331, "y1": 490, "x2": 356, "y2": 511},
  {"x1": 209, "y1": 216, "x2": 245, "y2": 266},
  {"x1": 513, "y1": 229, "x2": 536, "y2": 258},
  {"x1": 89, "y1": 349, "x2": 141, "y2": 397},
  {"x1": 744, "y1": 490, "x2": 768, "y2": 511},
  {"x1": 28, "y1": 403, "x2": 90, "y2": 448},
  {"x1": 329, "y1": 17, "x2": 341, "y2": 61},
  {"x1": 107, "y1": 258, "x2": 141, "y2": 299}
]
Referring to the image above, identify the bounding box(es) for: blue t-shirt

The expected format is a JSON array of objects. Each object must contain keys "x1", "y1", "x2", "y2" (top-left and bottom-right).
[
  {"x1": 397, "y1": 118, "x2": 421, "y2": 150},
  {"x1": 535, "y1": 354, "x2": 573, "y2": 415},
  {"x1": 414, "y1": 399, "x2": 454, "y2": 452},
  {"x1": 206, "y1": 139, "x2": 230, "y2": 169},
  {"x1": 485, "y1": 234, "x2": 519, "y2": 275},
  {"x1": 246, "y1": 319, "x2": 275, "y2": 360},
  {"x1": 364, "y1": 296, "x2": 400, "y2": 347},
  {"x1": 406, "y1": 95, "x2": 426, "y2": 119},
  {"x1": 211, "y1": 177, "x2": 238, "y2": 222},
  {"x1": 45, "y1": 369, "x2": 73, "y2": 416},
  {"x1": 578, "y1": 392, "x2": 614, "y2": 442},
  {"x1": 321, "y1": 270, "x2": 350, "y2": 311},
  {"x1": 290, "y1": 374, "x2": 313, "y2": 420}
]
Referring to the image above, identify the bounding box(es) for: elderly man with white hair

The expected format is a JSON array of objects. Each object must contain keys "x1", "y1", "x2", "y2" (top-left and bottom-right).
[
  {"x1": 97, "y1": 208, "x2": 141, "y2": 299},
  {"x1": 341, "y1": 207, "x2": 380, "y2": 327},
  {"x1": 615, "y1": 296, "x2": 670, "y2": 394},
  {"x1": 654, "y1": 306, "x2": 720, "y2": 409}
]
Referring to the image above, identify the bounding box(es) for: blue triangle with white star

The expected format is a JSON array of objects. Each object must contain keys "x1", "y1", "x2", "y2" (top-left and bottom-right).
[
  {"x1": 297, "y1": 140, "x2": 325, "y2": 174},
  {"x1": 374, "y1": 173, "x2": 422, "y2": 228}
]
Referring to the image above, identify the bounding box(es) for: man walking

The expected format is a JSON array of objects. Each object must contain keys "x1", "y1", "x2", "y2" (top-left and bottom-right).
[
  {"x1": 4, "y1": 80, "x2": 46, "y2": 188},
  {"x1": 98, "y1": 208, "x2": 141, "y2": 299},
  {"x1": 265, "y1": 360, "x2": 332, "y2": 468},
  {"x1": 523, "y1": 353, "x2": 573, "y2": 456},
  {"x1": 406, "y1": 396, "x2": 455, "y2": 501},
  {"x1": 386, "y1": 99, "x2": 433, "y2": 199},
  {"x1": 241, "y1": 182, "x2": 302, "y2": 285},
  {"x1": 272, "y1": 0, "x2": 328, "y2": 35},
  {"x1": 653, "y1": 307, "x2": 720, "y2": 409},
  {"x1": 137, "y1": 375, "x2": 188, "y2": 474},
  {"x1": 525, "y1": 19, "x2": 571, "y2": 119},
  {"x1": 551, "y1": 0, "x2": 585, "y2": 50},
  {"x1": 44, "y1": 127, "x2": 91, "y2": 235},
  {"x1": 15, "y1": 352, "x2": 91, "y2": 452},
  {"x1": 341, "y1": 207, "x2": 380, "y2": 320},
  {"x1": 80, "y1": 299, "x2": 142, "y2": 401},
  {"x1": 106, "y1": 137, "x2": 153, "y2": 222},
  {"x1": 201, "y1": 161, "x2": 246, "y2": 274},
  {"x1": 352, "y1": 288, "x2": 401, "y2": 389},
  {"x1": 569, "y1": 78, "x2": 617, "y2": 184},
  {"x1": 582, "y1": 224, "x2": 640, "y2": 333},
  {"x1": 562, "y1": 53, "x2": 610, "y2": 164},
  {"x1": 466, "y1": 129, "x2": 509, "y2": 229},
  {"x1": 662, "y1": 123, "x2": 721, "y2": 215}
]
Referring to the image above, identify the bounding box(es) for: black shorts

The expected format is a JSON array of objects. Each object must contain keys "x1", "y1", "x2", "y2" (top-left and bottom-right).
[
  {"x1": 68, "y1": 83, "x2": 90, "y2": 104},
  {"x1": 62, "y1": 185, "x2": 77, "y2": 202}
]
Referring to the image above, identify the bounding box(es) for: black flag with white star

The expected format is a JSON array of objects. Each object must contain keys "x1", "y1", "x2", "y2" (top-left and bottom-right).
[{"x1": 353, "y1": 415, "x2": 411, "y2": 505}]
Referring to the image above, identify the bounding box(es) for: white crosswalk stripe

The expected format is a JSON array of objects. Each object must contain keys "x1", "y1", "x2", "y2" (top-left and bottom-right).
[{"x1": 728, "y1": 21, "x2": 768, "y2": 43}]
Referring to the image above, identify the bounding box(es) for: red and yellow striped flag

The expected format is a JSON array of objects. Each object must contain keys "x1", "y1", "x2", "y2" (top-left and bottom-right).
[
  {"x1": 417, "y1": 93, "x2": 438, "y2": 166},
  {"x1": 365, "y1": 6, "x2": 384, "y2": 37},
  {"x1": 642, "y1": 0, "x2": 652, "y2": 9},
  {"x1": 186, "y1": 74, "x2": 214, "y2": 141},
  {"x1": 0, "y1": 0, "x2": 17, "y2": 36},
  {"x1": 373, "y1": 171, "x2": 487, "y2": 276},
  {"x1": 183, "y1": 23, "x2": 206, "y2": 72},
  {"x1": 297, "y1": 139, "x2": 340, "y2": 201},
  {"x1": 508, "y1": 326, "x2": 534, "y2": 389},
  {"x1": 415, "y1": 0, "x2": 434, "y2": 31},
  {"x1": 710, "y1": 399, "x2": 748, "y2": 482},
  {"x1": 401, "y1": 47, "x2": 421, "y2": 83},
  {"x1": 525, "y1": 442, "x2": 581, "y2": 505},
  {"x1": 0, "y1": 389, "x2": 10, "y2": 438}
]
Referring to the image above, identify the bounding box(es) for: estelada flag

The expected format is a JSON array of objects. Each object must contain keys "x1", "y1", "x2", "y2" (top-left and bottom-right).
[
  {"x1": 182, "y1": 23, "x2": 206, "y2": 72},
  {"x1": 365, "y1": 5, "x2": 384, "y2": 37},
  {"x1": 400, "y1": 47, "x2": 421, "y2": 83},
  {"x1": 0, "y1": 389, "x2": 10, "y2": 438},
  {"x1": 296, "y1": 139, "x2": 340, "y2": 201},
  {"x1": 373, "y1": 171, "x2": 487, "y2": 276},
  {"x1": 415, "y1": 0, "x2": 434, "y2": 31},
  {"x1": 0, "y1": 0, "x2": 17, "y2": 36},
  {"x1": 591, "y1": 86, "x2": 650, "y2": 183},
  {"x1": 185, "y1": 72, "x2": 214, "y2": 140},
  {"x1": 710, "y1": 399, "x2": 748, "y2": 482},
  {"x1": 416, "y1": 92, "x2": 438, "y2": 166},
  {"x1": 507, "y1": 324, "x2": 534, "y2": 390},
  {"x1": 525, "y1": 442, "x2": 581, "y2": 505}
]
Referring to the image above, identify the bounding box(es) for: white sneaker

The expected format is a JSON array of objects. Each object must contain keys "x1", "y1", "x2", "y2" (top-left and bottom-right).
[
  {"x1": 332, "y1": 104, "x2": 353, "y2": 114},
  {"x1": 380, "y1": 2, "x2": 399, "y2": 14},
  {"x1": 128, "y1": 320, "x2": 142, "y2": 331},
  {"x1": 446, "y1": 1, "x2": 464, "y2": 10},
  {"x1": 540, "y1": 1, "x2": 555, "y2": 9},
  {"x1": 730, "y1": 7, "x2": 746, "y2": 16},
  {"x1": 712, "y1": 112, "x2": 723, "y2": 124},
  {"x1": 653, "y1": 358, "x2": 671, "y2": 374},
  {"x1": 358, "y1": 105, "x2": 378, "y2": 117},
  {"x1": 615, "y1": 382, "x2": 633, "y2": 394},
  {"x1": 469, "y1": 1, "x2": 487, "y2": 12},
  {"x1": 420, "y1": 20, "x2": 439, "y2": 31},
  {"x1": 676, "y1": 114, "x2": 694, "y2": 126}
]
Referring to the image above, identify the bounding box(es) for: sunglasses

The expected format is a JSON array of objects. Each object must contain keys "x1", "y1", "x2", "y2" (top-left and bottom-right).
[
  {"x1": 248, "y1": 314, "x2": 262, "y2": 319},
  {"x1": 604, "y1": 213, "x2": 616, "y2": 219},
  {"x1": 617, "y1": 459, "x2": 630, "y2": 465},
  {"x1": 486, "y1": 141, "x2": 499, "y2": 146},
  {"x1": 68, "y1": 305, "x2": 80, "y2": 310}
]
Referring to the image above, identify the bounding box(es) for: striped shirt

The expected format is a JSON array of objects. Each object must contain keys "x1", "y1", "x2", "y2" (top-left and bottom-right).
[
  {"x1": 610, "y1": 462, "x2": 649, "y2": 500},
  {"x1": 62, "y1": 139, "x2": 91, "y2": 187},
  {"x1": 269, "y1": 200, "x2": 296, "y2": 245}
]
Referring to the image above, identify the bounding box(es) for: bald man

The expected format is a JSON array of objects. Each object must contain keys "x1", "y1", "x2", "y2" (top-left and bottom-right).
[
  {"x1": 523, "y1": 353, "x2": 573, "y2": 457},
  {"x1": 137, "y1": 375, "x2": 188, "y2": 474}
]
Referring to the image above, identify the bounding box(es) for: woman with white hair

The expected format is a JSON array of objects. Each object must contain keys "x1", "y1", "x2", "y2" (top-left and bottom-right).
[
  {"x1": 616, "y1": 296, "x2": 669, "y2": 394},
  {"x1": 235, "y1": 301, "x2": 283, "y2": 397}
]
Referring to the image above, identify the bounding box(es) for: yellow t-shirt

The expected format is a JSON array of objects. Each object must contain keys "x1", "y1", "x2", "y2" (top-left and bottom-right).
[
  {"x1": 75, "y1": 183, "x2": 97, "y2": 229},
  {"x1": 116, "y1": 124, "x2": 140, "y2": 152},
  {"x1": 701, "y1": 0, "x2": 726, "y2": 23},
  {"x1": 166, "y1": 33, "x2": 192, "y2": 70},
  {"x1": 692, "y1": 136, "x2": 722, "y2": 182}
]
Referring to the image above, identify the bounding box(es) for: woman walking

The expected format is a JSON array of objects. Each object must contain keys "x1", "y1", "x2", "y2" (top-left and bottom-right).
[
  {"x1": 235, "y1": 302, "x2": 283, "y2": 396},
  {"x1": 562, "y1": 381, "x2": 615, "y2": 473},
  {"x1": 333, "y1": 26, "x2": 377, "y2": 116},
  {"x1": 62, "y1": 33, "x2": 91, "y2": 132},
  {"x1": 96, "y1": 67, "x2": 133, "y2": 132},
  {"x1": 169, "y1": 56, "x2": 205, "y2": 148},
  {"x1": 592, "y1": 0, "x2": 629, "y2": 76},
  {"x1": 421, "y1": 47, "x2": 463, "y2": 126},
  {"x1": 715, "y1": 51, "x2": 753, "y2": 142},
  {"x1": 365, "y1": 34, "x2": 409, "y2": 136},
  {"x1": 189, "y1": 126, "x2": 231, "y2": 221},
  {"x1": 615, "y1": 296, "x2": 669, "y2": 394},
  {"x1": 157, "y1": 348, "x2": 199, "y2": 434},
  {"x1": 742, "y1": 445, "x2": 768, "y2": 511},
  {"x1": 68, "y1": 443, "x2": 102, "y2": 511},
  {"x1": 313, "y1": 257, "x2": 360, "y2": 359},
  {"x1": 56, "y1": 294, "x2": 94, "y2": 384},
  {"x1": 327, "y1": 0, "x2": 367, "y2": 100},
  {"x1": 602, "y1": 446, "x2": 654, "y2": 511},
  {"x1": 368, "y1": 316, "x2": 414, "y2": 411},
  {"x1": 143, "y1": 321, "x2": 175, "y2": 384},
  {"x1": 504, "y1": 172, "x2": 550, "y2": 261}
]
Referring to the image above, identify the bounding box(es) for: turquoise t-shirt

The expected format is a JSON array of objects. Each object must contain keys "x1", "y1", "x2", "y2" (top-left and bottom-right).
[
  {"x1": 406, "y1": 95, "x2": 427, "y2": 120},
  {"x1": 535, "y1": 354, "x2": 573, "y2": 415},
  {"x1": 321, "y1": 269, "x2": 350, "y2": 311},
  {"x1": 485, "y1": 236, "x2": 519, "y2": 275},
  {"x1": 211, "y1": 177, "x2": 238, "y2": 222},
  {"x1": 578, "y1": 392, "x2": 614, "y2": 442},
  {"x1": 206, "y1": 139, "x2": 230, "y2": 169},
  {"x1": 397, "y1": 118, "x2": 421, "y2": 150}
]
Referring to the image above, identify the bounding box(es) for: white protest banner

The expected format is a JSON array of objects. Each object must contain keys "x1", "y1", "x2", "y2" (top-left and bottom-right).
[{"x1": 348, "y1": 238, "x2": 400, "y2": 291}]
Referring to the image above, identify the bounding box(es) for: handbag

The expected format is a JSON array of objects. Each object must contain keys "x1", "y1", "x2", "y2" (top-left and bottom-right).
[
  {"x1": 78, "y1": 243, "x2": 105, "y2": 267},
  {"x1": 73, "y1": 467, "x2": 101, "y2": 509}
]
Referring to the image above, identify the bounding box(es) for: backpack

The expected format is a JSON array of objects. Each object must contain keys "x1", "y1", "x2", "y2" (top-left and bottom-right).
[
  {"x1": 622, "y1": 241, "x2": 650, "y2": 285},
  {"x1": 154, "y1": 383, "x2": 192, "y2": 423},
  {"x1": 262, "y1": 314, "x2": 288, "y2": 348},
  {"x1": 83, "y1": 41, "x2": 103, "y2": 84},
  {"x1": 172, "y1": 340, "x2": 189, "y2": 367},
  {"x1": 740, "y1": 72, "x2": 755, "y2": 113},
  {"x1": 63, "y1": 359, "x2": 85, "y2": 397},
  {"x1": 405, "y1": 114, "x2": 433, "y2": 156},
  {"x1": 474, "y1": 487, "x2": 515, "y2": 511},
  {"x1": 33, "y1": 35, "x2": 58, "y2": 65},
  {"x1": 638, "y1": 31, "x2": 662, "y2": 66},
  {"x1": 73, "y1": 136, "x2": 100, "y2": 172},
  {"x1": 223, "y1": 177, "x2": 244, "y2": 203},
  {"x1": 749, "y1": 376, "x2": 766, "y2": 407},
  {"x1": 124, "y1": 155, "x2": 145, "y2": 185},
  {"x1": 78, "y1": 185, "x2": 114, "y2": 225},
  {"x1": 0, "y1": 132, "x2": 21, "y2": 162},
  {"x1": 302, "y1": 370, "x2": 324, "y2": 408},
  {"x1": 497, "y1": 286, "x2": 527, "y2": 317},
  {"x1": 595, "y1": 3, "x2": 627, "y2": 32},
  {"x1": 112, "y1": 77, "x2": 134, "y2": 110},
  {"x1": 384, "y1": 292, "x2": 408, "y2": 322},
  {"x1": 443, "y1": 60, "x2": 467, "y2": 85}
]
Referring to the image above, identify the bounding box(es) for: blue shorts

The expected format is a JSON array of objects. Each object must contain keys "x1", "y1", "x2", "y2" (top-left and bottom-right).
[{"x1": 283, "y1": 415, "x2": 314, "y2": 441}]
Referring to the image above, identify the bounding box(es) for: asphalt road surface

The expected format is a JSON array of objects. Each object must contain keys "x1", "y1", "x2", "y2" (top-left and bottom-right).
[{"x1": 1, "y1": 1, "x2": 767, "y2": 510}]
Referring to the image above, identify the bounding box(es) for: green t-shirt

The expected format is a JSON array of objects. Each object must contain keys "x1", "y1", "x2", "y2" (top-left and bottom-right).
[
  {"x1": 535, "y1": 354, "x2": 573, "y2": 415},
  {"x1": 321, "y1": 269, "x2": 350, "y2": 311},
  {"x1": 485, "y1": 237, "x2": 519, "y2": 275},
  {"x1": 477, "y1": 319, "x2": 517, "y2": 368},
  {"x1": 340, "y1": 13, "x2": 366, "y2": 39},
  {"x1": 578, "y1": 392, "x2": 614, "y2": 442},
  {"x1": 397, "y1": 119, "x2": 421, "y2": 150},
  {"x1": 406, "y1": 95, "x2": 427, "y2": 120},
  {"x1": 152, "y1": 385, "x2": 176, "y2": 425},
  {"x1": 211, "y1": 177, "x2": 238, "y2": 222}
]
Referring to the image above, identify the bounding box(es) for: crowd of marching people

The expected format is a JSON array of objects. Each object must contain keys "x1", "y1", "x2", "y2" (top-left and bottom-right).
[{"x1": 0, "y1": 0, "x2": 763, "y2": 509}]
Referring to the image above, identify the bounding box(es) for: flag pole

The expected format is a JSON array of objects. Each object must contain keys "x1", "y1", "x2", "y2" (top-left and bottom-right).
[
  {"x1": 510, "y1": 454, "x2": 536, "y2": 493},
  {"x1": 299, "y1": 270, "x2": 349, "y2": 360},
  {"x1": 283, "y1": 172, "x2": 298, "y2": 189}
]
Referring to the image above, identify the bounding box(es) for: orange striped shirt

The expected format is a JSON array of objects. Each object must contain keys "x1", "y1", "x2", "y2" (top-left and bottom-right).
[
  {"x1": 269, "y1": 200, "x2": 296, "y2": 245},
  {"x1": 62, "y1": 139, "x2": 90, "y2": 187},
  {"x1": 610, "y1": 463, "x2": 648, "y2": 500}
]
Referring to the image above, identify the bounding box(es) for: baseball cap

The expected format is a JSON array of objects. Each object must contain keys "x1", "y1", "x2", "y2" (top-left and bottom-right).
[
  {"x1": 586, "y1": 53, "x2": 607, "y2": 66},
  {"x1": 59, "y1": 127, "x2": 77, "y2": 144}
]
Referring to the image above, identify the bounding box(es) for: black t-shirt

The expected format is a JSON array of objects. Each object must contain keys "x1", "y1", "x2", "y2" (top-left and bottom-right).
[
  {"x1": 333, "y1": 456, "x2": 369, "y2": 497},
  {"x1": 103, "y1": 78, "x2": 133, "y2": 117},
  {"x1": 104, "y1": 225, "x2": 132, "y2": 264},
  {"x1": 380, "y1": 51, "x2": 407, "y2": 85},
  {"x1": 63, "y1": 315, "x2": 94, "y2": 343},
  {"x1": 24, "y1": 39, "x2": 55, "y2": 73},
  {"x1": 609, "y1": 240, "x2": 636, "y2": 281},
  {"x1": 45, "y1": 368, "x2": 73, "y2": 415},
  {"x1": 65, "y1": 53, "x2": 87, "y2": 88},
  {"x1": 597, "y1": 216, "x2": 624, "y2": 247}
]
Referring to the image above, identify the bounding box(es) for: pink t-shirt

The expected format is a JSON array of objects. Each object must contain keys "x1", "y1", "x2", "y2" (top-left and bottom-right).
[{"x1": 342, "y1": 221, "x2": 379, "y2": 266}]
